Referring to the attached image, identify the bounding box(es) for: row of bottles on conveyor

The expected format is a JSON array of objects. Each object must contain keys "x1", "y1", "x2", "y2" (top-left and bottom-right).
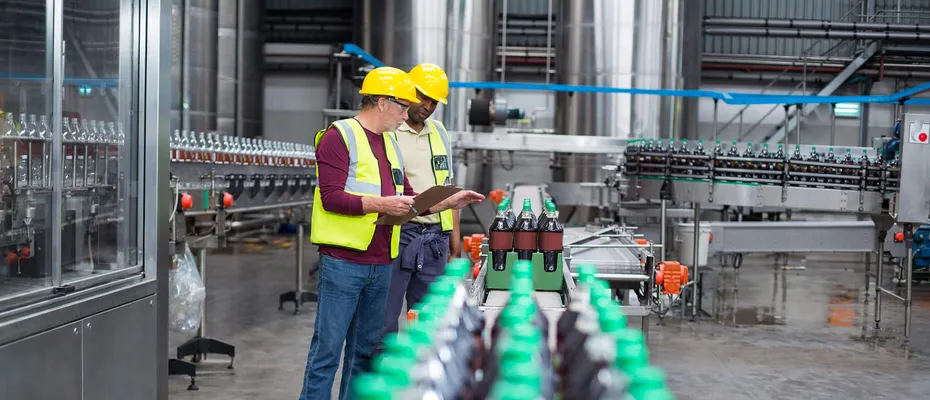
[
  {"x1": 353, "y1": 259, "x2": 486, "y2": 399},
  {"x1": 1, "y1": 113, "x2": 126, "y2": 189},
  {"x1": 354, "y1": 260, "x2": 674, "y2": 399},
  {"x1": 624, "y1": 138, "x2": 899, "y2": 191},
  {"x1": 489, "y1": 197, "x2": 564, "y2": 272},
  {"x1": 169, "y1": 130, "x2": 315, "y2": 167}
]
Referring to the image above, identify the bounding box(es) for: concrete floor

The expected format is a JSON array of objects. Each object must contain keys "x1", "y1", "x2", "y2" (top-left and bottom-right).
[{"x1": 168, "y1": 236, "x2": 930, "y2": 399}]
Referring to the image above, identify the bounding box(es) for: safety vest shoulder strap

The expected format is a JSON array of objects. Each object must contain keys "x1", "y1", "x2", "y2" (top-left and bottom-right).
[
  {"x1": 427, "y1": 120, "x2": 453, "y2": 184},
  {"x1": 324, "y1": 118, "x2": 382, "y2": 196}
]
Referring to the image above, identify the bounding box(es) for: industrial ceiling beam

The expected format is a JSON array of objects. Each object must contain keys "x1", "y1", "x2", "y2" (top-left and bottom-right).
[{"x1": 760, "y1": 41, "x2": 881, "y2": 146}]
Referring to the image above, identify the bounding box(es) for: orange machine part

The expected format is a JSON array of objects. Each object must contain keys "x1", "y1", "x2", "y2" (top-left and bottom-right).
[
  {"x1": 179, "y1": 193, "x2": 193, "y2": 211},
  {"x1": 658, "y1": 261, "x2": 689, "y2": 295},
  {"x1": 473, "y1": 262, "x2": 481, "y2": 279},
  {"x1": 894, "y1": 232, "x2": 905, "y2": 242},
  {"x1": 6, "y1": 252, "x2": 17, "y2": 266},
  {"x1": 635, "y1": 238, "x2": 648, "y2": 245},
  {"x1": 19, "y1": 246, "x2": 31, "y2": 259},
  {"x1": 407, "y1": 309, "x2": 418, "y2": 325},
  {"x1": 221, "y1": 192, "x2": 234, "y2": 208},
  {"x1": 489, "y1": 190, "x2": 506, "y2": 206},
  {"x1": 468, "y1": 234, "x2": 485, "y2": 260}
]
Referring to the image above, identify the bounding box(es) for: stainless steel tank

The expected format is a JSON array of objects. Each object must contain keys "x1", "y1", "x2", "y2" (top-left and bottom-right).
[
  {"x1": 173, "y1": 0, "x2": 218, "y2": 134},
  {"x1": 217, "y1": 0, "x2": 264, "y2": 137},
  {"x1": 555, "y1": 0, "x2": 680, "y2": 182},
  {"x1": 359, "y1": 0, "x2": 494, "y2": 131}
]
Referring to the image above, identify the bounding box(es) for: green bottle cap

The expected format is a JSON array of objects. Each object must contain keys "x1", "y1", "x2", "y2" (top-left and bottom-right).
[
  {"x1": 429, "y1": 279, "x2": 457, "y2": 296},
  {"x1": 545, "y1": 199, "x2": 556, "y2": 212},
  {"x1": 576, "y1": 264, "x2": 597, "y2": 284},
  {"x1": 373, "y1": 355, "x2": 415, "y2": 388},
  {"x1": 511, "y1": 276, "x2": 535, "y2": 295},
  {"x1": 407, "y1": 324, "x2": 434, "y2": 347},
  {"x1": 513, "y1": 260, "x2": 533, "y2": 279},
  {"x1": 615, "y1": 344, "x2": 649, "y2": 374},
  {"x1": 352, "y1": 374, "x2": 393, "y2": 400},
  {"x1": 489, "y1": 381, "x2": 539, "y2": 400},
  {"x1": 638, "y1": 388, "x2": 675, "y2": 400},
  {"x1": 500, "y1": 360, "x2": 542, "y2": 389},
  {"x1": 498, "y1": 337, "x2": 538, "y2": 364},
  {"x1": 501, "y1": 197, "x2": 511, "y2": 209},
  {"x1": 382, "y1": 333, "x2": 418, "y2": 359},
  {"x1": 630, "y1": 366, "x2": 668, "y2": 399},
  {"x1": 506, "y1": 321, "x2": 543, "y2": 346},
  {"x1": 598, "y1": 306, "x2": 628, "y2": 334},
  {"x1": 445, "y1": 259, "x2": 471, "y2": 279},
  {"x1": 497, "y1": 200, "x2": 509, "y2": 211},
  {"x1": 508, "y1": 290, "x2": 538, "y2": 312},
  {"x1": 498, "y1": 305, "x2": 533, "y2": 330},
  {"x1": 522, "y1": 198, "x2": 532, "y2": 211}
]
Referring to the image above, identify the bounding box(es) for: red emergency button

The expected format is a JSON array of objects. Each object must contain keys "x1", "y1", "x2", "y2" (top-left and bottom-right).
[
  {"x1": 920, "y1": 132, "x2": 929, "y2": 143},
  {"x1": 220, "y1": 192, "x2": 234, "y2": 209},
  {"x1": 179, "y1": 193, "x2": 193, "y2": 211},
  {"x1": 6, "y1": 252, "x2": 17, "y2": 266},
  {"x1": 894, "y1": 232, "x2": 905, "y2": 242},
  {"x1": 19, "y1": 246, "x2": 30, "y2": 259}
]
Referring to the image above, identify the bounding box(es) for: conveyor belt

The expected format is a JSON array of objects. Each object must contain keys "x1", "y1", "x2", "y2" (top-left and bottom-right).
[{"x1": 563, "y1": 227, "x2": 646, "y2": 275}]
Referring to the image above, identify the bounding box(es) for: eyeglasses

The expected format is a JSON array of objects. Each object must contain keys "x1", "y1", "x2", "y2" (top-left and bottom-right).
[{"x1": 385, "y1": 98, "x2": 411, "y2": 113}]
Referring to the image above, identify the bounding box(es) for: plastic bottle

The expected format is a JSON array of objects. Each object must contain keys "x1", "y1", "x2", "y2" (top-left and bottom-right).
[
  {"x1": 513, "y1": 199, "x2": 538, "y2": 260},
  {"x1": 352, "y1": 374, "x2": 394, "y2": 400},
  {"x1": 557, "y1": 264, "x2": 597, "y2": 350},
  {"x1": 489, "y1": 198, "x2": 515, "y2": 271},
  {"x1": 538, "y1": 200, "x2": 563, "y2": 273}
]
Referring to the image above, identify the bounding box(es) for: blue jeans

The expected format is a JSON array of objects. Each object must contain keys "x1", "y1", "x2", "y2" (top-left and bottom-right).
[
  {"x1": 382, "y1": 223, "x2": 449, "y2": 337},
  {"x1": 299, "y1": 255, "x2": 392, "y2": 400}
]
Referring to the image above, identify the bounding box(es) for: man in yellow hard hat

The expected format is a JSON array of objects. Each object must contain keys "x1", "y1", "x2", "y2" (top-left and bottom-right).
[
  {"x1": 380, "y1": 63, "x2": 462, "y2": 340},
  {"x1": 299, "y1": 66, "x2": 483, "y2": 400}
]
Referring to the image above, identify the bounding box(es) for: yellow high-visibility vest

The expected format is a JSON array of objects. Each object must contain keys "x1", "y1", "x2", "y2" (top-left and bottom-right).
[
  {"x1": 425, "y1": 120, "x2": 454, "y2": 233},
  {"x1": 310, "y1": 118, "x2": 406, "y2": 258}
]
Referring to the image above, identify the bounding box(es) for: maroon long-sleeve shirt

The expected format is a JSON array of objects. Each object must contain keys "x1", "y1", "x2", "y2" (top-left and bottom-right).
[{"x1": 315, "y1": 123, "x2": 417, "y2": 265}]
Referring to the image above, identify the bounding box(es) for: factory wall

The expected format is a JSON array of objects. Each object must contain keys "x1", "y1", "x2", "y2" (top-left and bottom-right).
[{"x1": 263, "y1": 72, "x2": 329, "y2": 145}]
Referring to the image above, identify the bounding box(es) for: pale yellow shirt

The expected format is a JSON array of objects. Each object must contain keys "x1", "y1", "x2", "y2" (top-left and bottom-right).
[{"x1": 395, "y1": 120, "x2": 443, "y2": 224}]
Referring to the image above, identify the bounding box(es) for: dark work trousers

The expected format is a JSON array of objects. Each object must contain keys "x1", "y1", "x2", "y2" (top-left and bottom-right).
[{"x1": 381, "y1": 222, "x2": 449, "y2": 338}]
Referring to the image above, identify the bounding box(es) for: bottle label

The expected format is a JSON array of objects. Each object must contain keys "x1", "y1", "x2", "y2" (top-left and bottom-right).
[
  {"x1": 489, "y1": 231, "x2": 513, "y2": 250},
  {"x1": 538, "y1": 232, "x2": 563, "y2": 251},
  {"x1": 514, "y1": 231, "x2": 537, "y2": 251}
]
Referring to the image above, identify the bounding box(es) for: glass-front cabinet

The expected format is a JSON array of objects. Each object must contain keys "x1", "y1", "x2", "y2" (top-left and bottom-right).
[{"x1": 0, "y1": 0, "x2": 150, "y2": 317}]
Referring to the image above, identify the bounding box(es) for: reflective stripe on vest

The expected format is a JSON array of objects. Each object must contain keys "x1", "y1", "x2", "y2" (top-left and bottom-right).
[
  {"x1": 426, "y1": 120, "x2": 454, "y2": 232},
  {"x1": 310, "y1": 118, "x2": 405, "y2": 258}
]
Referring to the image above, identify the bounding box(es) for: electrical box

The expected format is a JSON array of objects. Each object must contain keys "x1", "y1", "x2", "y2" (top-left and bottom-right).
[{"x1": 896, "y1": 113, "x2": 930, "y2": 224}]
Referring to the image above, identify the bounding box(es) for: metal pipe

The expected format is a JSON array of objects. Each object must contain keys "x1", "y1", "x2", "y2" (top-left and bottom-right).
[
  {"x1": 197, "y1": 248, "x2": 207, "y2": 338},
  {"x1": 904, "y1": 223, "x2": 913, "y2": 343},
  {"x1": 529, "y1": 0, "x2": 553, "y2": 127},
  {"x1": 660, "y1": 199, "x2": 667, "y2": 262},
  {"x1": 691, "y1": 202, "x2": 700, "y2": 321},
  {"x1": 183, "y1": 200, "x2": 313, "y2": 216},
  {"x1": 795, "y1": 103, "x2": 802, "y2": 146},
  {"x1": 568, "y1": 272, "x2": 650, "y2": 282},
  {"x1": 783, "y1": 105, "x2": 790, "y2": 152},
  {"x1": 878, "y1": 286, "x2": 905, "y2": 303},
  {"x1": 703, "y1": 26, "x2": 930, "y2": 40},
  {"x1": 864, "y1": 251, "x2": 870, "y2": 303},
  {"x1": 500, "y1": 0, "x2": 507, "y2": 83},
  {"x1": 830, "y1": 103, "x2": 836, "y2": 146},
  {"x1": 712, "y1": 99, "x2": 718, "y2": 143},
  {"x1": 703, "y1": 17, "x2": 930, "y2": 32},
  {"x1": 296, "y1": 223, "x2": 304, "y2": 294},
  {"x1": 874, "y1": 230, "x2": 884, "y2": 329}
]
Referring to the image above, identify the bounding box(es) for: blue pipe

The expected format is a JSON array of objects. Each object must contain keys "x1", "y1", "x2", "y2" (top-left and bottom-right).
[{"x1": 340, "y1": 43, "x2": 930, "y2": 106}]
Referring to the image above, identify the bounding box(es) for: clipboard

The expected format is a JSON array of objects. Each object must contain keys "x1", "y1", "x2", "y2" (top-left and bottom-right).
[{"x1": 375, "y1": 185, "x2": 462, "y2": 225}]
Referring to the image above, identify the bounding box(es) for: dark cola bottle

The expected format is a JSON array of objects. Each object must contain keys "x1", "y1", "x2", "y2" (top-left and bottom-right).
[
  {"x1": 489, "y1": 198, "x2": 515, "y2": 271},
  {"x1": 538, "y1": 199, "x2": 563, "y2": 273},
  {"x1": 513, "y1": 199, "x2": 538, "y2": 260}
]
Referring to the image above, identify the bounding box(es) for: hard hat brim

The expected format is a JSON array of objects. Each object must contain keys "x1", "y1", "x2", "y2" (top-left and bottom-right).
[{"x1": 414, "y1": 84, "x2": 448, "y2": 104}]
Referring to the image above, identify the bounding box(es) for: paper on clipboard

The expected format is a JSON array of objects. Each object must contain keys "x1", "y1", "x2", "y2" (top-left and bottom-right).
[{"x1": 375, "y1": 185, "x2": 462, "y2": 225}]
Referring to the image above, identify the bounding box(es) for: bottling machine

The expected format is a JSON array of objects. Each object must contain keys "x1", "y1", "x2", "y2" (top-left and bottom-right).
[
  {"x1": 617, "y1": 112, "x2": 930, "y2": 343},
  {"x1": 166, "y1": 133, "x2": 316, "y2": 390}
]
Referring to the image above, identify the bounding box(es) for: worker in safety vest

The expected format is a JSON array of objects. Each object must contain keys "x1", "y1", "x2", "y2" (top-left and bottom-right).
[
  {"x1": 380, "y1": 63, "x2": 462, "y2": 339},
  {"x1": 299, "y1": 66, "x2": 484, "y2": 400}
]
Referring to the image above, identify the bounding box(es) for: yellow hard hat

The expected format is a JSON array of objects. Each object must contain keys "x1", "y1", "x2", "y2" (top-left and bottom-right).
[
  {"x1": 408, "y1": 63, "x2": 449, "y2": 104},
  {"x1": 359, "y1": 67, "x2": 420, "y2": 104}
]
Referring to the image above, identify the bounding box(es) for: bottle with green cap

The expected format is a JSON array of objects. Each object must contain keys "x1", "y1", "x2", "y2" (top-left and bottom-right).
[
  {"x1": 513, "y1": 198, "x2": 538, "y2": 260},
  {"x1": 442, "y1": 260, "x2": 487, "y2": 376},
  {"x1": 351, "y1": 373, "x2": 394, "y2": 400},
  {"x1": 489, "y1": 199, "x2": 516, "y2": 271},
  {"x1": 628, "y1": 366, "x2": 670, "y2": 400},
  {"x1": 557, "y1": 264, "x2": 597, "y2": 349},
  {"x1": 538, "y1": 199, "x2": 563, "y2": 273}
]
